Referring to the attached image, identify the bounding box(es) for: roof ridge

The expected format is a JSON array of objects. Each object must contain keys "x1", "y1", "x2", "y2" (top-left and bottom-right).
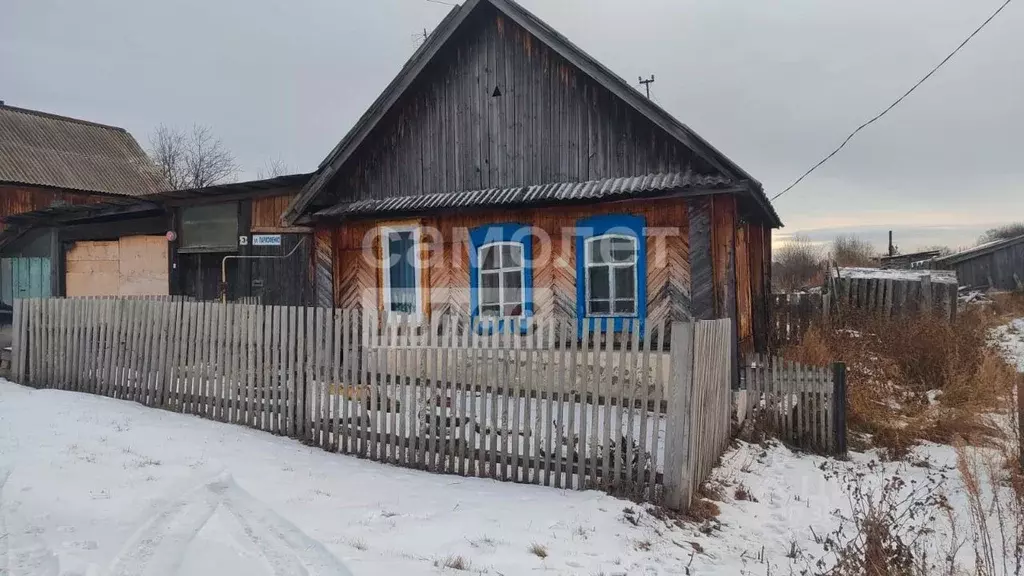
[{"x1": 0, "y1": 104, "x2": 130, "y2": 133}]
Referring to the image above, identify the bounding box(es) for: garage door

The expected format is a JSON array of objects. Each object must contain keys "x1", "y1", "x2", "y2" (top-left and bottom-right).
[{"x1": 66, "y1": 236, "x2": 168, "y2": 297}]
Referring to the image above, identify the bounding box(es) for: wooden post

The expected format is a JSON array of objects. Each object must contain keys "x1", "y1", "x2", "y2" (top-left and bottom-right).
[
  {"x1": 921, "y1": 274, "x2": 933, "y2": 315},
  {"x1": 832, "y1": 362, "x2": 847, "y2": 456},
  {"x1": 663, "y1": 321, "x2": 695, "y2": 511}
]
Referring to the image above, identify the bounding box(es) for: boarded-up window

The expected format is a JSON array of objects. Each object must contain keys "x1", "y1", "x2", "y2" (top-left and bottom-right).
[{"x1": 180, "y1": 203, "x2": 238, "y2": 253}]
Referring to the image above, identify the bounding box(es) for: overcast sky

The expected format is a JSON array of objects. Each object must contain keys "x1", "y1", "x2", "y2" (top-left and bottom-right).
[{"x1": 2, "y1": 0, "x2": 1020, "y2": 252}]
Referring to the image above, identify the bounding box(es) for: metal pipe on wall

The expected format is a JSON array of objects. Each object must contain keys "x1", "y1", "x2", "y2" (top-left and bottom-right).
[{"x1": 220, "y1": 236, "x2": 307, "y2": 303}]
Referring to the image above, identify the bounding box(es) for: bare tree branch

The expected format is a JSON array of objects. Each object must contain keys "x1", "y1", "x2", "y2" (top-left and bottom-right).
[
  {"x1": 256, "y1": 157, "x2": 289, "y2": 180},
  {"x1": 147, "y1": 124, "x2": 239, "y2": 190}
]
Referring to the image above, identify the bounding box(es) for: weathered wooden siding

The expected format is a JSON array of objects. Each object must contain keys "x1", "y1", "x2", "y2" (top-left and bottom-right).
[
  {"x1": 313, "y1": 228, "x2": 334, "y2": 308},
  {"x1": 747, "y1": 223, "x2": 769, "y2": 353},
  {"x1": 953, "y1": 243, "x2": 1024, "y2": 291},
  {"x1": 735, "y1": 223, "x2": 753, "y2": 354},
  {"x1": 249, "y1": 234, "x2": 313, "y2": 306},
  {"x1": 331, "y1": 197, "x2": 690, "y2": 325},
  {"x1": 252, "y1": 193, "x2": 310, "y2": 232},
  {"x1": 688, "y1": 198, "x2": 714, "y2": 321},
  {"x1": 321, "y1": 4, "x2": 718, "y2": 207},
  {"x1": 0, "y1": 184, "x2": 108, "y2": 231},
  {"x1": 177, "y1": 234, "x2": 311, "y2": 305},
  {"x1": 711, "y1": 196, "x2": 736, "y2": 319}
]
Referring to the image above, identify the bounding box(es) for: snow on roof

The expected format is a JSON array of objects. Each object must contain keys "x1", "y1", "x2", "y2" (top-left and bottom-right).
[{"x1": 833, "y1": 267, "x2": 958, "y2": 285}]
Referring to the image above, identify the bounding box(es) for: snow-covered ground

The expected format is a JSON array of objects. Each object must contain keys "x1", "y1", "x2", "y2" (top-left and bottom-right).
[
  {"x1": 0, "y1": 378, "x2": 1002, "y2": 576},
  {"x1": 1, "y1": 316, "x2": 1020, "y2": 575},
  {"x1": 0, "y1": 380, "x2": 706, "y2": 576}
]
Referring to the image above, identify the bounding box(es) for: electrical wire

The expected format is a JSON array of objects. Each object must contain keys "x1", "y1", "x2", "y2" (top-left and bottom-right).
[{"x1": 771, "y1": 0, "x2": 1014, "y2": 202}]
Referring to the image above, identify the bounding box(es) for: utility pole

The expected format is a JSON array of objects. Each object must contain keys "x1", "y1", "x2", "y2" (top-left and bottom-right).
[{"x1": 638, "y1": 75, "x2": 655, "y2": 99}]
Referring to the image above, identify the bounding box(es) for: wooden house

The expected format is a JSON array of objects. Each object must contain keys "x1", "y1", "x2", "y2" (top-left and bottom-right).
[
  {"x1": 283, "y1": 0, "x2": 781, "y2": 352},
  {"x1": 877, "y1": 249, "x2": 942, "y2": 270},
  {"x1": 1, "y1": 167, "x2": 314, "y2": 306},
  {"x1": 930, "y1": 234, "x2": 1024, "y2": 292},
  {"x1": 0, "y1": 103, "x2": 166, "y2": 303}
]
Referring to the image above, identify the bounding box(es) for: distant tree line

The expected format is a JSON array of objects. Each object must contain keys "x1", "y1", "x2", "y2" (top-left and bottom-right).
[{"x1": 773, "y1": 234, "x2": 876, "y2": 292}]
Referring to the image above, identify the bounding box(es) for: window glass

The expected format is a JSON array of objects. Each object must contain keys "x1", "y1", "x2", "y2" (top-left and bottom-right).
[
  {"x1": 180, "y1": 203, "x2": 238, "y2": 252},
  {"x1": 386, "y1": 230, "x2": 418, "y2": 314},
  {"x1": 477, "y1": 242, "x2": 525, "y2": 317},
  {"x1": 586, "y1": 235, "x2": 638, "y2": 316}
]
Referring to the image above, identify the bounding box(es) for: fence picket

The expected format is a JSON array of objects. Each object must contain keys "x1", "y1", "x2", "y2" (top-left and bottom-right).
[
  {"x1": 14, "y1": 300, "x2": 759, "y2": 511},
  {"x1": 649, "y1": 320, "x2": 667, "y2": 501},
  {"x1": 465, "y1": 317, "x2": 480, "y2": 477},
  {"x1": 332, "y1": 309, "x2": 343, "y2": 452},
  {"x1": 577, "y1": 318, "x2": 591, "y2": 489},
  {"x1": 540, "y1": 318, "x2": 555, "y2": 486}
]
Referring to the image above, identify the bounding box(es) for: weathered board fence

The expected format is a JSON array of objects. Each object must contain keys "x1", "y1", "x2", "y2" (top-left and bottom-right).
[
  {"x1": 770, "y1": 292, "x2": 826, "y2": 347},
  {"x1": 10, "y1": 298, "x2": 733, "y2": 511},
  {"x1": 772, "y1": 270, "x2": 960, "y2": 347},
  {"x1": 830, "y1": 270, "x2": 958, "y2": 323},
  {"x1": 739, "y1": 356, "x2": 847, "y2": 455}
]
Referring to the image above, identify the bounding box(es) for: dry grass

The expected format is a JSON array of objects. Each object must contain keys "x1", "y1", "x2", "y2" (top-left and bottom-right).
[
  {"x1": 783, "y1": 306, "x2": 1021, "y2": 456},
  {"x1": 684, "y1": 498, "x2": 721, "y2": 523},
  {"x1": 528, "y1": 543, "x2": 549, "y2": 559},
  {"x1": 435, "y1": 554, "x2": 472, "y2": 571}
]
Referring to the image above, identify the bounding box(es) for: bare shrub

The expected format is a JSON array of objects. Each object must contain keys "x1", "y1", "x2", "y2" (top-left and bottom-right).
[
  {"x1": 774, "y1": 234, "x2": 826, "y2": 292},
  {"x1": 685, "y1": 498, "x2": 721, "y2": 523},
  {"x1": 832, "y1": 235, "x2": 877, "y2": 268},
  {"x1": 955, "y1": 438, "x2": 1024, "y2": 576},
  {"x1": 783, "y1": 308, "x2": 1013, "y2": 456},
  {"x1": 816, "y1": 461, "x2": 949, "y2": 576},
  {"x1": 528, "y1": 542, "x2": 549, "y2": 559},
  {"x1": 435, "y1": 555, "x2": 472, "y2": 571},
  {"x1": 979, "y1": 223, "x2": 1024, "y2": 245}
]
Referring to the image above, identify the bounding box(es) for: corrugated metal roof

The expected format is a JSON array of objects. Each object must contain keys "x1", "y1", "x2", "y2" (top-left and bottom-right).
[
  {"x1": 315, "y1": 172, "x2": 735, "y2": 218},
  {"x1": 932, "y1": 234, "x2": 1024, "y2": 266},
  {"x1": 0, "y1": 104, "x2": 167, "y2": 196}
]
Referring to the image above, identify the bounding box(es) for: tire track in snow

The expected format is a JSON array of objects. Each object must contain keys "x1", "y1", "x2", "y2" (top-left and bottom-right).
[
  {"x1": 104, "y1": 477, "x2": 222, "y2": 576},
  {"x1": 104, "y1": 474, "x2": 353, "y2": 576},
  {"x1": 215, "y1": 476, "x2": 354, "y2": 576}
]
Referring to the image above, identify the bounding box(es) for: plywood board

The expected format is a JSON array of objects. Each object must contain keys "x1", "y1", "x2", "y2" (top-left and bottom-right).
[
  {"x1": 66, "y1": 241, "x2": 119, "y2": 297},
  {"x1": 119, "y1": 236, "x2": 169, "y2": 296}
]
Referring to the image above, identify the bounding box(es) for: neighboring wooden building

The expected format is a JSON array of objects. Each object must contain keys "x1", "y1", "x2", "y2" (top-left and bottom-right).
[
  {"x1": 1, "y1": 201, "x2": 169, "y2": 300},
  {"x1": 283, "y1": 0, "x2": 781, "y2": 352},
  {"x1": 158, "y1": 174, "x2": 315, "y2": 305},
  {"x1": 930, "y1": 234, "x2": 1024, "y2": 291},
  {"x1": 0, "y1": 104, "x2": 166, "y2": 303},
  {"x1": 877, "y1": 249, "x2": 942, "y2": 270}
]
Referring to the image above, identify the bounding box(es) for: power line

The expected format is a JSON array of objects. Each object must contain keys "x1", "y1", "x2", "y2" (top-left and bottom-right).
[
  {"x1": 771, "y1": 0, "x2": 1014, "y2": 202},
  {"x1": 425, "y1": 0, "x2": 458, "y2": 6}
]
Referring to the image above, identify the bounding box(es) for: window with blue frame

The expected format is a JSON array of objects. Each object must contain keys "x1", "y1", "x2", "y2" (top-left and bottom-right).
[
  {"x1": 576, "y1": 214, "x2": 646, "y2": 330},
  {"x1": 382, "y1": 226, "x2": 421, "y2": 315},
  {"x1": 469, "y1": 223, "x2": 533, "y2": 319}
]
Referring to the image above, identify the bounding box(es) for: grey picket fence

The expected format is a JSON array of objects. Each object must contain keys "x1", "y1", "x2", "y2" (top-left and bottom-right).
[
  {"x1": 740, "y1": 355, "x2": 847, "y2": 455},
  {"x1": 10, "y1": 298, "x2": 733, "y2": 510}
]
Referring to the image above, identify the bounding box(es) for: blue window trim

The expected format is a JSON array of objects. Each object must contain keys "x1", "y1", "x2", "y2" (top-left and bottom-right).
[
  {"x1": 469, "y1": 223, "x2": 533, "y2": 333},
  {"x1": 576, "y1": 214, "x2": 646, "y2": 334}
]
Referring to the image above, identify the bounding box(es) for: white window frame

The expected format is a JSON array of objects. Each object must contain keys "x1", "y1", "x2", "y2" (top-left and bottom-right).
[
  {"x1": 476, "y1": 241, "x2": 526, "y2": 318},
  {"x1": 380, "y1": 224, "x2": 423, "y2": 319},
  {"x1": 584, "y1": 233, "x2": 638, "y2": 317}
]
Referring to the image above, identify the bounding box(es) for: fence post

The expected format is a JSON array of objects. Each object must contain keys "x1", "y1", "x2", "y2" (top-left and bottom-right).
[
  {"x1": 10, "y1": 298, "x2": 23, "y2": 382},
  {"x1": 831, "y1": 362, "x2": 847, "y2": 456},
  {"x1": 663, "y1": 321, "x2": 695, "y2": 511}
]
